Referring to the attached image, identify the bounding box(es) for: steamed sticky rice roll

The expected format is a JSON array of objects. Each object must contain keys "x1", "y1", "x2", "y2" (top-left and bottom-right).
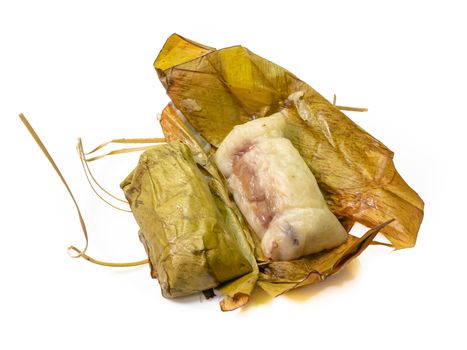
[{"x1": 214, "y1": 113, "x2": 348, "y2": 261}]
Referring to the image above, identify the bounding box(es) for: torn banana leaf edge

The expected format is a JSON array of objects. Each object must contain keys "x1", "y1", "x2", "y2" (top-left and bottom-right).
[{"x1": 257, "y1": 220, "x2": 393, "y2": 297}]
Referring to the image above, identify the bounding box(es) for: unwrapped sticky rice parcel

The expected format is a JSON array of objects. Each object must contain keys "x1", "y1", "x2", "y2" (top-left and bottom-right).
[{"x1": 214, "y1": 113, "x2": 348, "y2": 261}]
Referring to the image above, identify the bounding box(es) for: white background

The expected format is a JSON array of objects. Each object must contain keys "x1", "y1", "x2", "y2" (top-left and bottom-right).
[{"x1": 1, "y1": 0, "x2": 466, "y2": 349}]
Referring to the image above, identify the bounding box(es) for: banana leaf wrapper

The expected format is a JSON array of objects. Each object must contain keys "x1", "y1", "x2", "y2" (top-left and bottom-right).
[
  {"x1": 159, "y1": 103, "x2": 392, "y2": 300},
  {"x1": 121, "y1": 141, "x2": 252, "y2": 298},
  {"x1": 154, "y1": 34, "x2": 424, "y2": 250},
  {"x1": 158, "y1": 103, "x2": 260, "y2": 310},
  {"x1": 257, "y1": 222, "x2": 390, "y2": 297}
]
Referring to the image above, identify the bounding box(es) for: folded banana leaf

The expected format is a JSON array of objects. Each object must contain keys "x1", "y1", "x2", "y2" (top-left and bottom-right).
[
  {"x1": 121, "y1": 141, "x2": 252, "y2": 298},
  {"x1": 257, "y1": 221, "x2": 390, "y2": 297},
  {"x1": 159, "y1": 103, "x2": 260, "y2": 310},
  {"x1": 159, "y1": 103, "x2": 393, "y2": 302},
  {"x1": 154, "y1": 34, "x2": 424, "y2": 249}
]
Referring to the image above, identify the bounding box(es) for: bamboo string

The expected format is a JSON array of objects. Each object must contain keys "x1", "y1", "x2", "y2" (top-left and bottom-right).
[{"x1": 18, "y1": 113, "x2": 149, "y2": 267}]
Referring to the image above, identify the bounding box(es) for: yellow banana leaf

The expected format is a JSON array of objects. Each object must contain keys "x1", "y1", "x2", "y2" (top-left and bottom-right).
[
  {"x1": 154, "y1": 34, "x2": 424, "y2": 249},
  {"x1": 257, "y1": 221, "x2": 391, "y2": 297}
]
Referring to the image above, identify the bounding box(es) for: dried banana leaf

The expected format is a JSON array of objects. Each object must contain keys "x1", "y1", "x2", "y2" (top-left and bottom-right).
[
  {"x1": 154, "y1": 34, "x2": 424, "y2": 249},
  {"x1": 121, "y1": 141, "x2": 252, "y2": 298},
  {"x1": 257, "y1": 220, "x2": 392, "y2": 297},
  {"x1": 159, "y1": 103, "x2": 260, "y2": 310},
  {"x1": 158, "y1": 103, "x2": 392, "y2": 303}
]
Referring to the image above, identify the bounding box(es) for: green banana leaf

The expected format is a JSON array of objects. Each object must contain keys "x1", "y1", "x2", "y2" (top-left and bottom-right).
[
  {"x1": 154, "y1": 34, "x2": 424, "y2": 249},
  {"x1": 159, "y1": 103, "x2": 260, "y2": 310},
  {"x1": 121, "y1": 141, "x2": 252, "y2": 299}
]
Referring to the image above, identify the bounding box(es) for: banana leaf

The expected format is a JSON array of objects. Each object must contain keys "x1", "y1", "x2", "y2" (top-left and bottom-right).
[
  {"x1": 257, "y1": 221, "x2": 391, "y2": 297},
  {"x1": 121, "y1": 141, "x2": 252, "y2": 298},
  {"x1": 159, "y1": 103, "x2": 260, "y2": 310},
  {"x1": 154, "y1": 34, "x2": 424, "y2": 249},
  {"x1": 158, "y1": 103, "x2": 393, "y2": 301}
]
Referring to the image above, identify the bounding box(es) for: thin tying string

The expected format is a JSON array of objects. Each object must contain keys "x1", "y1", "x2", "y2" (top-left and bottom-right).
[
  {"x1": 77, "y1": 137, "x2": 165, "y2": 210},
  {"x1": 18, "y1": 113, "x2": 149, "y2": 267},
  {"x1": 77, "y1": 138, "x2": 131, "y2": 212},
  {"x1": 85, "y1": 145, "x2": 160, "y2": 162},
  {"x1": 333, "y1": 94, "x2": 368, "y2": 112},
  {"x1": 85, "y1": 137, "x2": 165, "y2": 156},
  {"x1": 67, "y1": 246, "x2": 148, "y2": 267}
]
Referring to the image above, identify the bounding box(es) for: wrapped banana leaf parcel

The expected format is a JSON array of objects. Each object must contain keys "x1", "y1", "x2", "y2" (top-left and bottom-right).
[
  {"x1": 120, "y1": 141, "x2": 253, "y2": 298},
  {"x1": 19, "y1": 33, "x2": 424, "y2": 312}
]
